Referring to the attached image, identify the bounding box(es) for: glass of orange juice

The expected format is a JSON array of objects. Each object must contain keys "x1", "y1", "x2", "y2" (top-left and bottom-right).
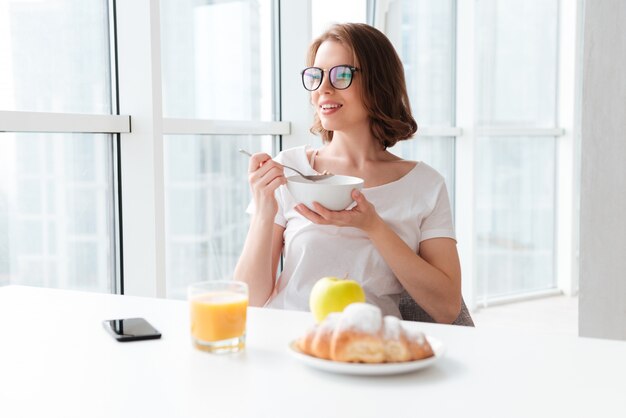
[{"x1": 188, "y1": 280, "x2": 248, "y2": 354}]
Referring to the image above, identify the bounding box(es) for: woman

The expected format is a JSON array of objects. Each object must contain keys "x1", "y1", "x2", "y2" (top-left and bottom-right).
[{"x1": 234, "y1": 23, "x2": 462, "y2": 323}]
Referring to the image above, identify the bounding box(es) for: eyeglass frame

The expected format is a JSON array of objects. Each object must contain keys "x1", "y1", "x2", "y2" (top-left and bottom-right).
[{"x1": 300, "y1": 65, "x2": 360, "y2": 91}]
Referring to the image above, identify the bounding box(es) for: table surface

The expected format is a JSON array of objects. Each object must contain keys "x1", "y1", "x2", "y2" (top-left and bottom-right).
[{"x1": 0, "y1": 285, "x2": 624, "y2": 418}]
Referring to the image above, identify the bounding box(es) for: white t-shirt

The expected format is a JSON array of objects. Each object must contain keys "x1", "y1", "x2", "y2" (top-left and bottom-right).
[{"x1": 248, "y1": 145, "x2": 455, "y2": 318}]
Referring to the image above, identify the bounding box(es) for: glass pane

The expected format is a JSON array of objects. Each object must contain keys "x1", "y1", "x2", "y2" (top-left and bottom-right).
[
  {"x1": 312, "y1": 0, "x2": 367, "y2": 38},
  {"x1": 390, "y1": 137, "x2": 456, "y2": 210},
  {"x1": 390, "y1": 1, "x2": 456, "y2": 213},
  {"x1": 164, "y1": 135, "x2": 275, "y2": 299},
  {"x1": 475, "y1": 0, "x2": 558, "y2": 127},
  {"x1": 0, "y1": 0, "x2": 111, "y2": 113},
  {"x1": 160, "y1": 0, "x2": 273, "y2": 120},
  {"x1": 398, "y1": 0, "x2": 455, "y2": 126},
  {"x1": 0, "y1": 133, "x2": 115, "y2": 293},
  {"x1": 475, "y1": 137, "x2": 556, "y2": 301}
]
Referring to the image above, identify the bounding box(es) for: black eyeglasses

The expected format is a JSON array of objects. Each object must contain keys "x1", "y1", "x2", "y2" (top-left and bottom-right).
[{"x1": 301, "y1": 65, "x2": 359, "y2": 91}]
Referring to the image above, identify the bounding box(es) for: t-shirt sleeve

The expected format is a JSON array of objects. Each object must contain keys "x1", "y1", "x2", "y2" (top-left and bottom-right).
[{"x1": 419, "y1": 181, "x2": 456, "y2": 242}]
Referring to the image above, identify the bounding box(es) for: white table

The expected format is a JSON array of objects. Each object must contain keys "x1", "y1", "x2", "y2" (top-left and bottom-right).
[{"x1": 0, "y1": 285, "x2": 624, "y2": 418}]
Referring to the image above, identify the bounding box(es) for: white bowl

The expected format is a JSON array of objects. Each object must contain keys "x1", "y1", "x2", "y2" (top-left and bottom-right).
[{"x1": 286, "y1": 175, "x2": 364, "y2": 211}]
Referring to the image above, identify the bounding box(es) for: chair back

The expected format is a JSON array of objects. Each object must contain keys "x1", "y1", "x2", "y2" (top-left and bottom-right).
[{"x1": 398, "y1": 290, "x2": 474, "y2": 326}]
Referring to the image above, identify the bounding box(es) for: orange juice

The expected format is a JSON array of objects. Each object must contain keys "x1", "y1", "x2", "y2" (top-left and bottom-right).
[{"x1": 190, "y1": 291, "x2": 248, "y2": 342}]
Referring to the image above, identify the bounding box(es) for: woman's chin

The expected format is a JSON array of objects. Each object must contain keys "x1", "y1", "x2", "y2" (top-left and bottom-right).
[{"x1": 320, "y1": 120, "x2": 340, "y2": 132}]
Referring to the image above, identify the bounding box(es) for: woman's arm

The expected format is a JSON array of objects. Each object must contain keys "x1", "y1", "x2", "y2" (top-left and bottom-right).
[
  {"x1": 295, "y1": 189, "x2": 462, "y2": 323},
  {"x1": 235, "y1": 221, "x2": 285, "y2": 306},
  {"x1": 233, "y1": 153, "x2": 286, "y2": 306},
  {"x1": 366, "y1": 225, "x2": 461, "y2": 323}
]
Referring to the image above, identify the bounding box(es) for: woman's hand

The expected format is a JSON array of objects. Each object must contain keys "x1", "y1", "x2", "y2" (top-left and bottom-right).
[
  {"x1": 248, "y1": 153, "x2": 286, "y2": 220},
  {"x1": 294, "y1": 189, "x2": 383, "y2": 233}
]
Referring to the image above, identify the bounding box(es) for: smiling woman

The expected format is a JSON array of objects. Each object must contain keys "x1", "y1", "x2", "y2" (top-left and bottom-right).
[
  {"x1": 235, "y1": 23, "x2": 464, "y2": 325},
  {"x1": 306, "y1": 25, "x2": 417, "y2": 148}
]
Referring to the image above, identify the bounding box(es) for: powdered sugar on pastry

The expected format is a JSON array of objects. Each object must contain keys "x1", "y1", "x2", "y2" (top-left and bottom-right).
[
  {"x1": 403, "y1": 326, "x2": 426, "y2": 345},
  {"x1": 382, "y1": 315, "x2": 402, "y2": 340},
  {"x1": 319, "y1": 312, "x2": 341, "y2": 330},
  {"x1": 336, "y1": 302, "x2": 383, "y2": 334}
]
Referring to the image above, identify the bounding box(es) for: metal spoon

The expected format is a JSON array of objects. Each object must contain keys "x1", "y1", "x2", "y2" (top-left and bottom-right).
[{"x1": 238, "y1": 149, "x2": 334, "y2": 182}]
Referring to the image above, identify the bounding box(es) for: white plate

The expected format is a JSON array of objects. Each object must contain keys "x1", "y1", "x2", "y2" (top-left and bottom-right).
[{"x1": 288, "y1": 336, "x2": 444, "y2": 376}]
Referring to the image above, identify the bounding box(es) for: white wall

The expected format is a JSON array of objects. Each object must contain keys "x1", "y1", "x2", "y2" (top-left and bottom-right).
[{"x1": 579, "y1": 0, "x2": 626, "y2": 340}]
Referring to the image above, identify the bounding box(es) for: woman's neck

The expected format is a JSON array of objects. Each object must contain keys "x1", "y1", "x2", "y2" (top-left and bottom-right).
[{"x1": 323, "y1": 130, "x2": 389, "y2": 168}]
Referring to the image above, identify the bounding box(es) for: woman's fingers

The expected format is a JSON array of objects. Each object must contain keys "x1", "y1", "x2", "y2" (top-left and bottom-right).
[
  {"x1": 248, "y1": 156, "x2": 285, "y2": 191},
  {"x1": 294, "y1": 202, "x2": 349, "y2": 225},
  {"x1": 266, "y1": 175, "x2": 287, "y2": 194},
  {"x1": 295, "y1": 204, "x2": 327, "y2": 224},
  {"x1": 248, "y1": 153, "x2": 272, "y2": 173},
  {"x1": 249, "y1": 153, "x2": 285, "y2": 181},
  {"x1": 295, "y1": 189, "x2": 376, "y2": 229},
  {"x1": 352, "y1": 189, "x2": 365, "y2": 203},
  {"x1": 252, "y1": 165, "x2": 284, "y2": 189},
  {"x1": 311, "y1": 202, "x2": 338, "y2": 220}
]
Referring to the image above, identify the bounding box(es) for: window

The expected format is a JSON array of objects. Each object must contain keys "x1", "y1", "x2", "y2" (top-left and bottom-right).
[
  {"x1": 475, "y1": 136, "x2": 556, "y2": 298},
  {"x1": 161, "y1": 0, "x2": 273, "y2": 120},
  {"x1": 160, "y1": 0, "x2": 278, "y2": 298},
  {"x1": 386, "y1": 0, "x2": 456, "y2": 207},
  {"x1": 383, "y1": 0, "x2": 563, "y2": 305},
  {"x1": 312, "y1": 0, "x2": 367, "y2": 37},
  {"x1": 163, "y1": 134, "x2": 274, "y2": 299},
  {"x1": 0, "y1": 0, "x2": 116, "y2": 293},
  {"x1": 474, "y1": 0, "x2": 559, "y2": 301}
]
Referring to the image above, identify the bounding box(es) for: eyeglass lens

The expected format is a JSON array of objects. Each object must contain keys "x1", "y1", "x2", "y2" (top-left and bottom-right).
[{"x1": 302, "y1": 65, "x2": 354, "y2": 91}]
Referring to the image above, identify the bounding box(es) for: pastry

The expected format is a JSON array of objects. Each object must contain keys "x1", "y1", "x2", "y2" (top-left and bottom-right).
[
  {"x1": 310, "y1": 312, "x2": 341, "y2": 360},
  {"x1": 296, "y1": 302, "x2": 434, "y2": 363},
  {"x1": 331, "y1": 303, "x2": 386, "y2": 363}
]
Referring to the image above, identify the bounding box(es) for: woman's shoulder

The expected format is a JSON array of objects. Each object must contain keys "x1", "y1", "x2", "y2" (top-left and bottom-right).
[
  {"x1": 383, "y1": 159, "x2": 446, "y2": 193},
  {"x1": 412, "y1": 160, "x2": 445, "y2": 184},
  {"x1": 384, "y1": 153, "x2": 444, "y2": 185}
]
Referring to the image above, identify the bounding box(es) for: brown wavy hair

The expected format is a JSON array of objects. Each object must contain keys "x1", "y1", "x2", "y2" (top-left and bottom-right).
[{"x1": 306, "y1": 23, "x2": 417, "y2": 148}]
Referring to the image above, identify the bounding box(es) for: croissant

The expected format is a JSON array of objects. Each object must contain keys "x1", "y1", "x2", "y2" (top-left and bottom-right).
[{"x1": 297, "y1": 303, "x2": 434, "y2": 363}]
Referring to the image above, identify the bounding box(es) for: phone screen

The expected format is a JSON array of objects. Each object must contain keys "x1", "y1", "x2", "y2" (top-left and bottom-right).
[{"x1": 103, "y1": 318, "x2": 161, "y2": 342}]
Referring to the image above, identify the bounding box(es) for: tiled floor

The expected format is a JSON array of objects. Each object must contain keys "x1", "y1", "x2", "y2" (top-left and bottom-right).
[{"x1": 470, "y1": 295, "x2": 579, "y2": 336}]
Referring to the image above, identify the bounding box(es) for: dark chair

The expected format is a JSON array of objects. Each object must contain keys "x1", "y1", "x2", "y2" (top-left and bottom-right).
[{"x1": 399, "y1": 290, "x2": 474, "y2": 326}]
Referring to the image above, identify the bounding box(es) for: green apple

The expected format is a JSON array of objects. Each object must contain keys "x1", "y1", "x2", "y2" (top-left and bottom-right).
[{"x1": 309, "y1": 276, "x2": 366, "y2": 323}]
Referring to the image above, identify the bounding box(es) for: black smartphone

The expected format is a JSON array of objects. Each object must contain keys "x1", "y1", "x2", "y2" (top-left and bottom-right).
[{"x1": 103, "y1": 317, "x2": 162, "y2": 342}]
